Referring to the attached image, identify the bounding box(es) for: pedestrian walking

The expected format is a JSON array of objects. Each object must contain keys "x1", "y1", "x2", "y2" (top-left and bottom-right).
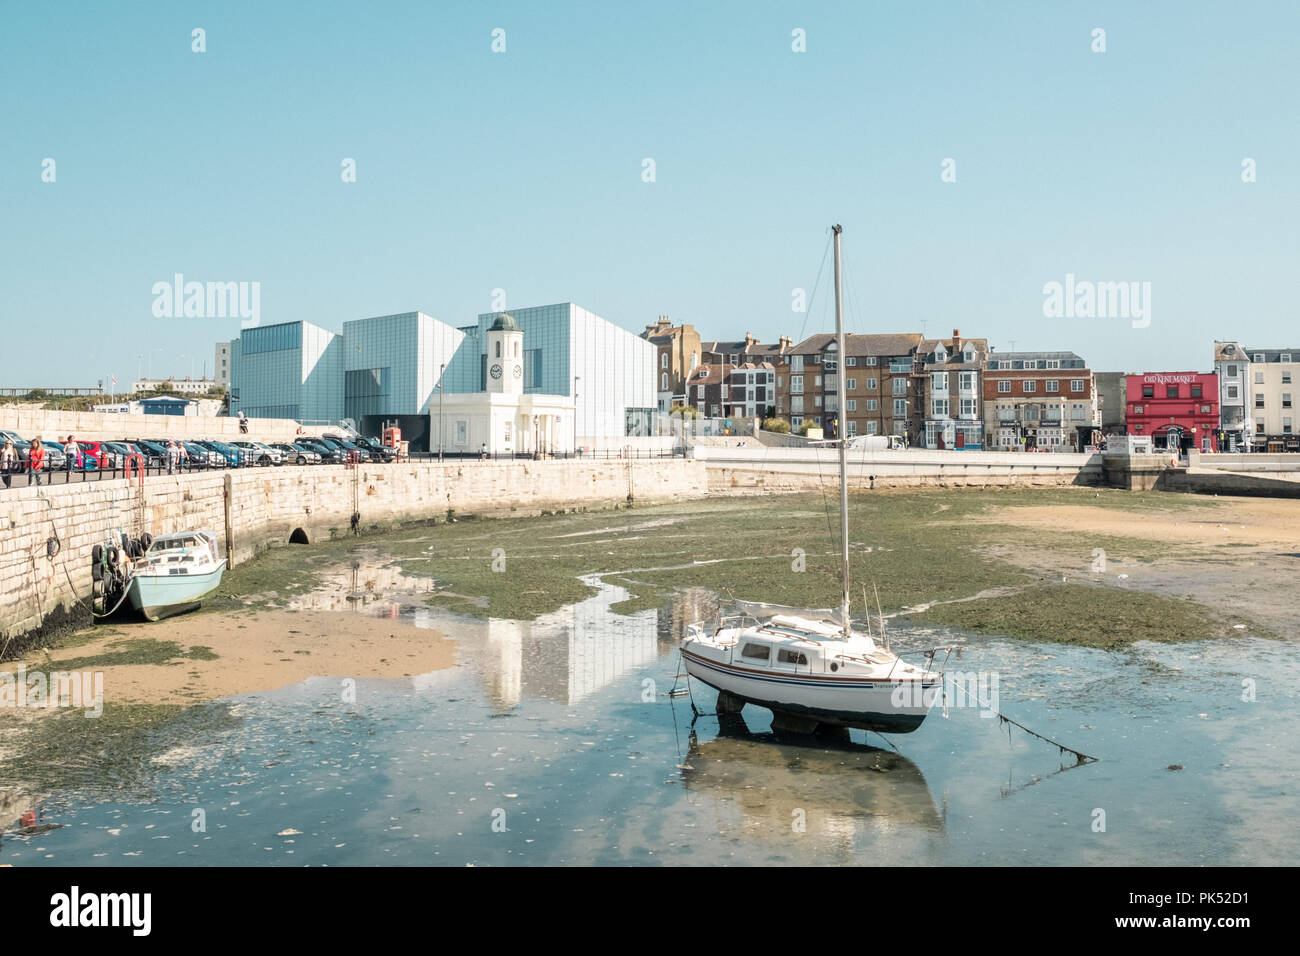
[
  {"x1": 166, "y1": 439, "x2": 181, "y2": 475},
  {"x1": 479, "y1": 442, "x2": 487, "y2": 461},
  {"x1": 1, "y1": 440, "x2": 16, "y2": 489},
  {"x1": 28, "y1": 437, "x2": 46, "y2": 486},
  {"x1": 238, "y1": 410, "x2": 249, "y2": 434},
  {"x1": 64, "y1": 435, "x2": 82, "y2": 479}
]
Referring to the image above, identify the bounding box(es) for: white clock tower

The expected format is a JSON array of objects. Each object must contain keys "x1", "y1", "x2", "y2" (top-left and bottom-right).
[{"x1": 486, "y1": 312, "x2": 525, "y2": 395}]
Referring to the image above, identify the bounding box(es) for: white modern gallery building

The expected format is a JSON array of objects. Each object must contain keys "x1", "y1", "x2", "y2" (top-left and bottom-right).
[{"x1": 227, "y1": 302, "x2": 656, "y2": 452}]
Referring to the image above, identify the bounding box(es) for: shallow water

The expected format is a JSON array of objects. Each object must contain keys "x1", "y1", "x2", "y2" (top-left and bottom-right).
[{"x1": 6, "y1": 564, "x2": 1297, "y2": 866}]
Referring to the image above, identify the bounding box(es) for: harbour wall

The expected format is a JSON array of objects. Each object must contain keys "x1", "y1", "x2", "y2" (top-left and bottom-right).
[
  {"x1": 0, "y1": 458, "x2": 708, "y2": 649},
  {"x1": 694, "y1": 447, "x2": 1104, "y2": 492}
]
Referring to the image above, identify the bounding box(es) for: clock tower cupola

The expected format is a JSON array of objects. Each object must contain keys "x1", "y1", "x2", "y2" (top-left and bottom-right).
[{"x1": 486, "y1": 312, "x2": 524, "y2": 395}]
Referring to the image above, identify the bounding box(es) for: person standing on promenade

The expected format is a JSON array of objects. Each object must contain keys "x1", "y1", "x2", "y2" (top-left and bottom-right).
[
  {"x1": 28, "y1": 437, "x2": 45, "y2": 486},
  {"x1": 1, "y1": 439, "x2": 16, "y2": 489},
  {"x1": 479, "y1": 442, "x2": 487, "y2": 461},
  {"x1": 166, "y1": 439, "x2": 181, "y2": 475},
  {"x1": 64, "y1": 435, "x2": 82, "y2": 479},
  {"x1": 238, "y1": 410, "x2": 248, "y2": 434}
]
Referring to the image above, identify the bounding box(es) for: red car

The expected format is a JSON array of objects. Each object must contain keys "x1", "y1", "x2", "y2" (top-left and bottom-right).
[{"x1": 73, "y1": 441, "x2": 113, "y2": 469}]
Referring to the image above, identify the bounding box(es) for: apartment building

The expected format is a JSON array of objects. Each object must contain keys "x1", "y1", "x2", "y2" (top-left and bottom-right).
[
  {"x1": 726, "y1": 363, "x2": 776, "y2": 419},
  {"x1": 641, "y1": 316, "x2": 701, "y2": 411},
  {"x1": 914, "y1": 330, "x2": 989, "y2": 449},
  {"x1": 983, "y1": 351, "x2": 1100, "y2": 450},
  {"x1": 775, "y1": 333, "x2": 923, "y2": 438},
  {"x1": 1214, "y1": 341, "x2": 1300, "y2": 451}
]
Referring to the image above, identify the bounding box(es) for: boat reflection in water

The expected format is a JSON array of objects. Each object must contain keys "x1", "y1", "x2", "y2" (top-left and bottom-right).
[{"x1": 680, "y1": 712, "x2": 943, "y2": 838}]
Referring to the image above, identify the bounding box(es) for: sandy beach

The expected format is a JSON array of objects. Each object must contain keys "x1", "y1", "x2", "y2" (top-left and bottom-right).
[{"x1": 10, "y1": 608, "x2": 456, "y2": 708}]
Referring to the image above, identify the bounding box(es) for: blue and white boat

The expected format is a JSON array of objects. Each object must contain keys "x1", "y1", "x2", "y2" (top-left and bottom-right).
[{"x1": 127, "y1": 529, "x2": 227, "y2": 621}]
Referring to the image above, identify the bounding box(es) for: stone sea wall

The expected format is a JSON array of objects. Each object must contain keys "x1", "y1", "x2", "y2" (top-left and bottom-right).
[{"x1": 0, "y1": 458, "x2": 707, "y2": 648}]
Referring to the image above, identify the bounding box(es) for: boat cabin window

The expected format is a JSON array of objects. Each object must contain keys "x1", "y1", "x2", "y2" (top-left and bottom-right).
[
  {"x1": 777, "y1": 649, "x2": 808, "y2": 665},
  {"x1": 740, "y1": 643, "x2": 770, "y2": 661}
]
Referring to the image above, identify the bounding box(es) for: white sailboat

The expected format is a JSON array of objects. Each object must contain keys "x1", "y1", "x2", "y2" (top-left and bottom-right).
[{"x1": 681, "y1": 224, "x2": 946, "y2": 734}]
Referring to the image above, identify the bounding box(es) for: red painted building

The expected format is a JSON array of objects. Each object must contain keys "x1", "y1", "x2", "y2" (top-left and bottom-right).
[{"x1": 1126, "y1": 371, "x2": 1219, "y2": 452}]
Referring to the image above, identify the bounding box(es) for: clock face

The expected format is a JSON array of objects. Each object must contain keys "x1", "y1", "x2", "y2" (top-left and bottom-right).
[
  {"x1": 512, "y1": 364, "x2": 522, "y2": 379},
  {"x1": 490, "y1": 364, "x2": 503, "y2": 379}
]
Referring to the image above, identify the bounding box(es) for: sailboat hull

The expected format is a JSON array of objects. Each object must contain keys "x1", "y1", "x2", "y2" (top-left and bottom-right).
[
  {"x1": 127, "y1": 562, "x2": 226, "y2": 622},
  {"x1": 682, "y1": 646, "x2": 939, "y2": 733}
]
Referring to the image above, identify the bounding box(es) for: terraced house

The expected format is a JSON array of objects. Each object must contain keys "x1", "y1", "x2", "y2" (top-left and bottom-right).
[
  {"x1": 1213, "y1": 341, "x2": 1300, "y2": 452},
  {"x1": 700, "y1": 332, "x2": 792, "y2": 369},
  {"x1": 915, "y1": 330, "x2": 989, "y2": 449},
  {"x1": 774, "y1": 333, "x2": 923, "y2": 439},
  {"x1": 983, "y1": 350, "x2": 1100, "y2": 451},
  {"x1": 641, "y1": 316, "x2": 701, "y2": 411}
]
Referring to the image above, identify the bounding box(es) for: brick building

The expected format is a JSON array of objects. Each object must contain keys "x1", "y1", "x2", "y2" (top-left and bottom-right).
[
  {"x1": 775, "y1": 333, "x2": 923, "y2": 439},
  {"x1": 641, "y1": 316, "x2": 701, "y2": 411},
  {"x1": 983, "y1": 351, "x2": 1100, "y2": 451},
  {"x1": 914, "y1": 330, "x2": 990, "y2": 449}
]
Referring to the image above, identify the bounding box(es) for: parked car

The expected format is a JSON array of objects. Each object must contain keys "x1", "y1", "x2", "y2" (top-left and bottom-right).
[
  {"x1": 129, "y1": 439, "x2": 173, "y2": 466},
  {"x1": 73, "y1": 440, "x2": 113, "y2": 469},
  {"x1": 355, "y1": 435, "x2": 397, "y2": 462},
  {"x1": 322, "y1": 434, "x2": 372, "y2": 462},
  {"x1": 194, "y1": 440, "x2": 244, "y2": 467},
  {"x1": 103, "y1": 441, "x2": 147, "y2": 468},
  {"x1": 296, "y1": 436, "x2": 346, "y2": 464},
  {"x1": 229, "y1": 439, "x2": 282, "y2": 466},
  {"x1": 181, "y1": 441, "x2": 223, "y2": 468},
  {"x1": 271, "y1": 442, "x2": 320, "y2": 466}
]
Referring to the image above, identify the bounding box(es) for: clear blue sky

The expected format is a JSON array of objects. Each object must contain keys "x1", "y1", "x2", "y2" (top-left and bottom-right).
[{"x1": 2, "y1": 0, "x2": 1296, "y2": 385}]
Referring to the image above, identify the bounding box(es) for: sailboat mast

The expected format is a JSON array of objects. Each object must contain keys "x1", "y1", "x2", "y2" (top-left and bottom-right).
[{"x1": 832, "y1": 223, "x2": 851, "y2": 634}]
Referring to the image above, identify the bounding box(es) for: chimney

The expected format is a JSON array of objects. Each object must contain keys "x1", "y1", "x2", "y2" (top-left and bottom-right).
[
  {"x1": 779, "y1": 335, "x2": 792, "y2": 349},
  {"x1": 952, "y1": 329, "x2": 962, "y2": 353},
  {"x1": 745, "y1": 331, "x2": 756, "y2": 346}
]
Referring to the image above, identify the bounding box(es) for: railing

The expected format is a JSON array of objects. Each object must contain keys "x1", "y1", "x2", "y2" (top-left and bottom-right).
[{"x1": 0, "y1": 445, "x2": 689, "y2": 490}]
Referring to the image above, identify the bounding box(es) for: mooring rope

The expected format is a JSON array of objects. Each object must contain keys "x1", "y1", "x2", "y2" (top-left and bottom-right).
[{"x1": 948, "y1": 677, "x2": 1097, "y2": 765}]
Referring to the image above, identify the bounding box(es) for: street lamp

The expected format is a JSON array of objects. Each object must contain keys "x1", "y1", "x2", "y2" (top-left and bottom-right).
[
  {"x1": 574, "y1": 374, "x2": 585, "y2": 457},
  {"x1": 438, "y1": 363, "x2": 446, "y2": 462}
]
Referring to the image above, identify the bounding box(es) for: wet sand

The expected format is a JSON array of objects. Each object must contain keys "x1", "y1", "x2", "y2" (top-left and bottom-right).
[
  {"x1": 11, "y1": 608, "x2": 456, "y2": 708},
  {"x1": 981, "y1": 497, "x2": 1299, "y2": 548},
  {"x1": 979, "y1": 496, "x2": 1300, "y2": 635}
]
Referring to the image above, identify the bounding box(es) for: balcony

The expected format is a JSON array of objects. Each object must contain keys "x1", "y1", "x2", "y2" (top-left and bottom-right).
[{"x1": 889, "y1": 363, "x2": 912, "y2": 373}]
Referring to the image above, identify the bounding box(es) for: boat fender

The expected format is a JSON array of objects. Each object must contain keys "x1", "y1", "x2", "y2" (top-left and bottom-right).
[
  {"x1": 92, "y1": 579, "x2": 105, "y2": 597},
  {"x1": 106, "y1": 546, "x2": 120, "y2": 567},
  {"x1": 92, "y1": 543, "x2": 103, "y2": 563},
  {"x1": 140, "y1": 532, "x2": 153, "y2": 552},
  {"x1": 92, "y1": 560, "x2": 103, "y2": 582}
]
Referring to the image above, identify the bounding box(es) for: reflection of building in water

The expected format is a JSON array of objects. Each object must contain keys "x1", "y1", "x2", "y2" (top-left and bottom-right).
[
  {"x1": 484, "y1": 619, "x2": 523, "y2": 709},
  {"x1": 522, "y1": 574, "x2": 658, "y2": 706},
  {"x1": 681, "y1": 716, "x2": 943, "y2": 837},
  {"x1": 656, "y1": 587, "x2": 718, "y2": 649},
  {"x1": 288, "y1": 556, "x2": 437, "y2": 615},
  {"x1": 407, "y1": 574, "x2": 659, "y2": 711}
]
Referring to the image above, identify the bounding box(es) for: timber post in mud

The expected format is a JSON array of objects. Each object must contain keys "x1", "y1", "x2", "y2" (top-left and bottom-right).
[{"x1": 222, "y1": 473, "x2": 235, "y2": 569}]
